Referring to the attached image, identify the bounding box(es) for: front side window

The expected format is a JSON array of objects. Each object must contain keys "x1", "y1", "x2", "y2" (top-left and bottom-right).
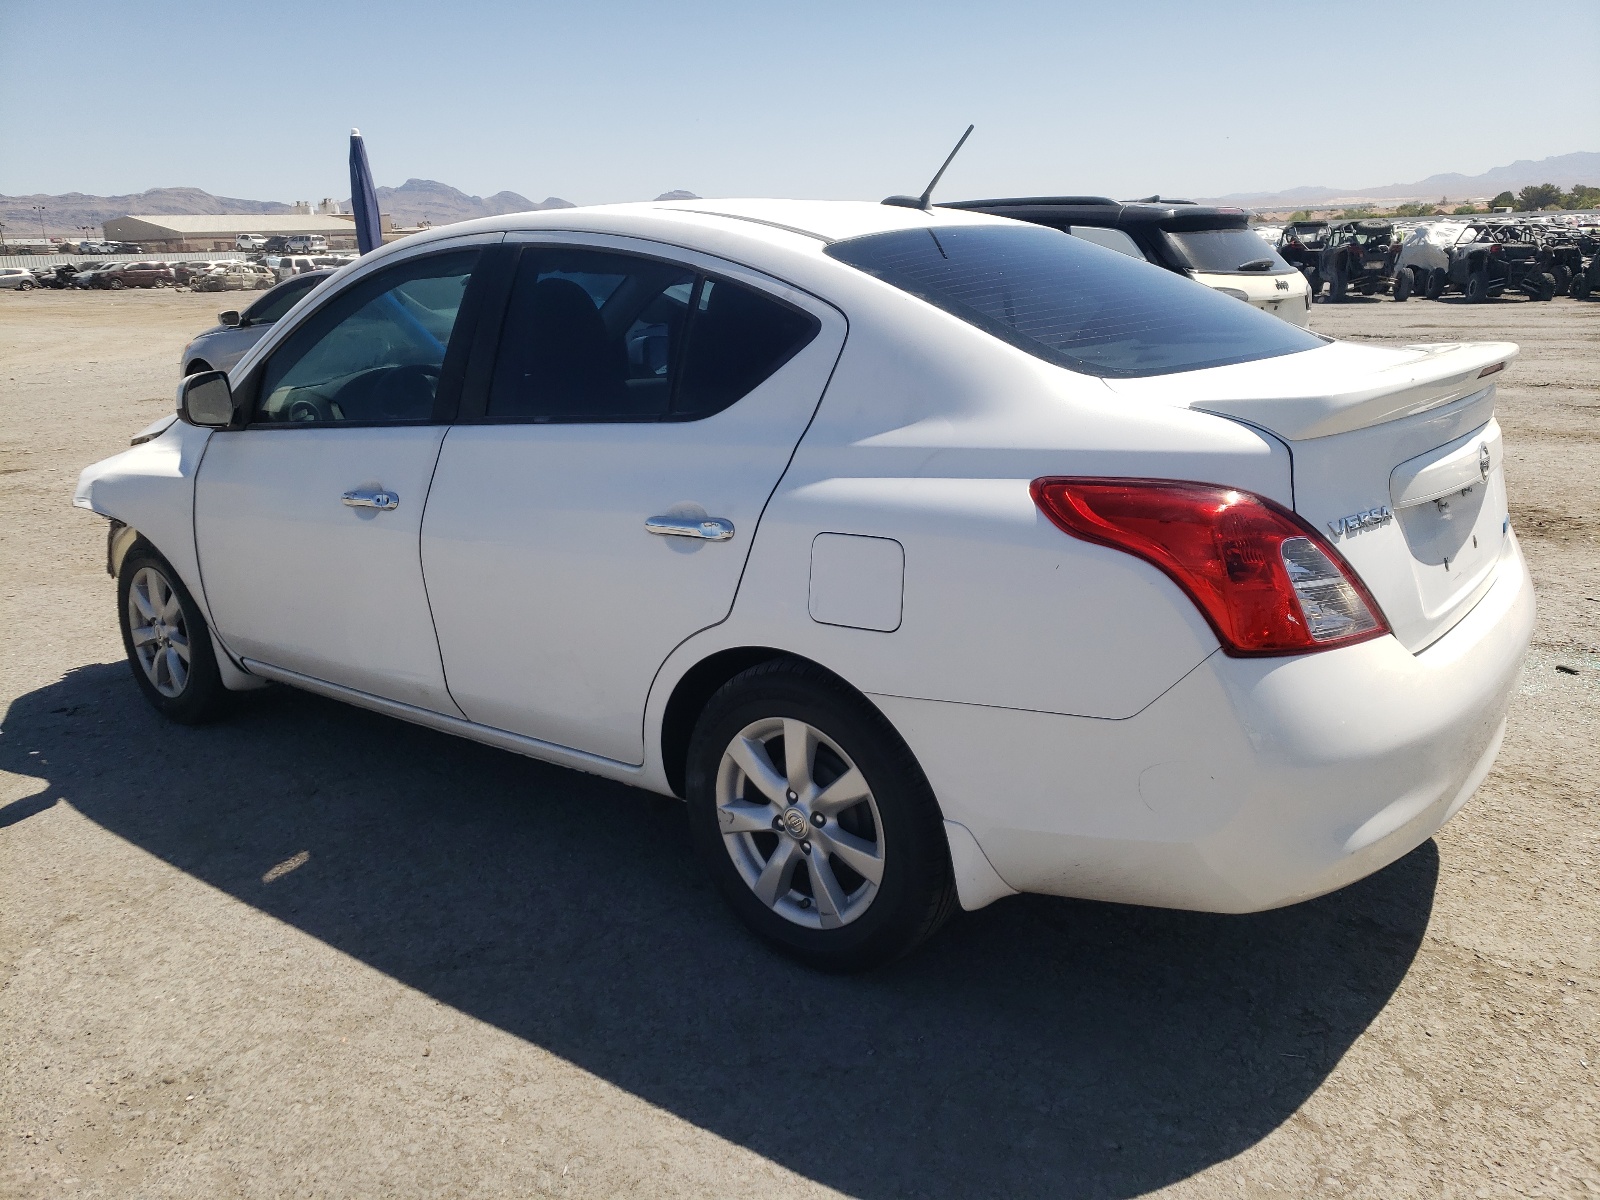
[
  {"x1": 486, "y1": 247, "x2": 819, "y2": 422},
  {"x1": 255, "y1": 249, "x2": 477, "y2": 424},
  {"x1": 826, "y1": 223, "x2": 1323, "y2": 379}
]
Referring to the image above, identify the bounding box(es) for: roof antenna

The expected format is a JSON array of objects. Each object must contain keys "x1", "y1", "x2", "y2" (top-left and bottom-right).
[{"x1": 883, "y1": 125, "x2": 975, "y2": 210}]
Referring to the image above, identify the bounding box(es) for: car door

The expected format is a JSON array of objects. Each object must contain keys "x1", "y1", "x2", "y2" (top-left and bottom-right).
[
  {"x1": 421, "y1": 235, "x2": 846, "y2": 763},
  {"x1": 194, "y1": 238, "x2": 497, "y2": 712}
]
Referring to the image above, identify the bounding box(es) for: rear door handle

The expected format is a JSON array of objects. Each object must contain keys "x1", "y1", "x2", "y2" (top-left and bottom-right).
[
  {"x1": 343, "y1": 488, "x2": 399, "y2": 510},
  {"x1": 646, "y1": 515, "x2": 734, "y2": 541}
]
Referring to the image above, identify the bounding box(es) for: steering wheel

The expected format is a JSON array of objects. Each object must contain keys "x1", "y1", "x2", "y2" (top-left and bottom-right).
[
  {"x1": 373, "y1": 363, "x2": 442, "y2": 419},
  {"x1": 285, "y1": 391, "x2": 335, "y2": 423}
]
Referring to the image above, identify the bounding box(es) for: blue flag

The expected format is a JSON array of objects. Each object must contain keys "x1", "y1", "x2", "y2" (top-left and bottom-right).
[{"x1": 349, "y1": 128, "x2": 381, "y2": 256}]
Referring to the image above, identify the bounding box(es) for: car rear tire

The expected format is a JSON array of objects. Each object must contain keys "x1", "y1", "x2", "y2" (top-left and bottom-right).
[
  {"x1": 1304, "y1": 268, "x2": 1323, "y2": 298},
  {"x1": 1551, "y1": 266, "x2": 1571, "y2": 295},
  {"x1": 1392, "y1": 268, "x2": 1412, "y2": 301},
  {"x1": 118, "y1": 547, "x2": 229, "y2": 724},
  {"x1": 685, "y1": 659, "x2": 958, "y2": 972},
  {"x1": 1535, "y1": 272, "x2": 1557, "y2": 301},
  {"x1": 1329, "y1": 267, "x2": 1348, "y2": 302},
  {"x1": 1465, "y1": 270, "x2": 1490, "y2": 303},
  {"x1": 1425, "y1": 268, "x2": 1447, "y2": 300},
  {"x1": 1572, "y1": 273, "x2": 1592, "y2": 301}
]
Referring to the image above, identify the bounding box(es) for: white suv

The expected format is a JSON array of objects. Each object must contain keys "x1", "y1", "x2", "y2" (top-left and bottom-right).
[
  {"x1": 235, "y1": 234, "x2": 268, "y2": 252},
  {"x1": 285, "y1": 234, "x2": 328, "y2": 254}
]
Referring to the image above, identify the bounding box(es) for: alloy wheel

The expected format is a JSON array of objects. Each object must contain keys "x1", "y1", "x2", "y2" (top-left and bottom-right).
[
  {"x1": 714, "y1": 717, "x2": 885, "y2": 930},
  {"x1": 126, "y1": 566, "x2": 191, "y2": 698}
]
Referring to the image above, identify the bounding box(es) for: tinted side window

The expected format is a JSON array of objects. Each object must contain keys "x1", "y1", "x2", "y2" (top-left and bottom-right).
[
  {"x1": 675, "y1": 279, "x2": 819, "y2": 419},
  {"x1": 256, "y1": 249, "x2": 477, "y2": 425},
  {"x1": 243, "y1": 272, "x2": 323, "y2": 325},
  {"x1": 486, "y1": 247, "x2": 819, "y2": 423},
  {"x1": 488, "y1": 248, "x2": 694, "y2": 421},
  {"x1": 1067, "y1": 227, "x2": 1145, "y2": 259}
]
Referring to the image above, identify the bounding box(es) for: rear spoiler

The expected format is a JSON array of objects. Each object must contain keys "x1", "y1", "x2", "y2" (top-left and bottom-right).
[{"x1": 1104, "y1": 341, "x2": 1518, "y2": 441}]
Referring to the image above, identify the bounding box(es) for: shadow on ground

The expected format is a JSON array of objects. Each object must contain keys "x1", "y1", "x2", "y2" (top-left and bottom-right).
[{"x1": 2, "y1": 663, "x2": 1438, "y2": 1199}]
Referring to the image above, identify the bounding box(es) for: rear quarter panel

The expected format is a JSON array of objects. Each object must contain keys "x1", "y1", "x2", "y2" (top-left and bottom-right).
[{"x1": 659, "y1": 299, "x2": 1294, "y2": 722}]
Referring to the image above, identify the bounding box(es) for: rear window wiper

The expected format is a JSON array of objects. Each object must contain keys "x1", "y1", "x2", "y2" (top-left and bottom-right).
[{"x1": 1237, "y1": 259, "x2": 1275, "y2": 272}]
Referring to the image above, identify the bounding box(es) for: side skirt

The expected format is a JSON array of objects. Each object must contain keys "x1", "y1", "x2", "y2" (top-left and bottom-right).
[{"x1": 241, "y1": 659, "x2": 661, "y2": 793}]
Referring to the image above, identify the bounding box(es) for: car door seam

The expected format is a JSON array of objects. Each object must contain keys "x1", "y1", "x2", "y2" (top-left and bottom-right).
[
  {"x1": 634, "y1": 309, "x2": 852, "y2": 764},
  {"x1": 417, "y1": 425, "x2": 470, "y2": 721}
]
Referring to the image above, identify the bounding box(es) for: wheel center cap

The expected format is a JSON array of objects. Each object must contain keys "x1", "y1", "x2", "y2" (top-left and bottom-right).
[{"x1": 782, "y1": 807, "x2": 809, "y2": 839}]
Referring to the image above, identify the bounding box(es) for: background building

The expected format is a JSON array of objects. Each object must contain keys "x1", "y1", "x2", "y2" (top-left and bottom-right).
[{"x1": 101, "y1": 213, "x2": 357, "y2": 251}]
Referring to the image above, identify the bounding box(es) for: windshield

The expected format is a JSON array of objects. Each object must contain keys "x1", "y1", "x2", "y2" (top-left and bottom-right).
[
  {"x1": 825, "y1": 224, "x2": 1323, "y2": 379},
  {"x1": 1167, "y1": 229, "x2": 1295, "y2": 275}
]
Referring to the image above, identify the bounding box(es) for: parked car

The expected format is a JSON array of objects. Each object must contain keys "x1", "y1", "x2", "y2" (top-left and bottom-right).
[
  {"x1": 178, "y1": 269, "x2": 331, "y2": 375},
  {"x1": 0, "y1": 266, "x2": 38, "y2": 290},
  {"x1": 1316, "y1": 220, "x2": 1398, "y2": 301},
  {"x1": 1528, "y1": 226, "x2": 1585, "y2": 295},
  {"x1": 284, "y1": 234, "x2": 329, "y2": 254},
  {"x1": 1568, "y1": 249, "x2": 1600, "y2": 300},
  {"x1": 74, "y1": 200, "x2": 1534, "y2": 970},
  {"x1": 266, "y1": 255, "x2": 321, "y2": 282},
  {"x1": 1440, "y1": 222, "x2": 1558, "y2": 303},
  {"x1": 71, "y1": 263, "x2": 126, "y2": 288},
  {"x1": 236, "y1": 234, "x2": 268, "y2": 252},
  {"x1": 100, "y1": 261, "x2": 177, "y2": 289},
  {"x1": 1276, "y1": 221, "x2": 1330, "y2": 289},
  {"x1": 35, "y1": 263, "x2": 83, "y2": 289},
  {"x1": 193, "y1": 262, "x2": 274, "y2": 292},
  {"x1": 173, "y1": 261, "x2": 220, "y2": 287},
  {"x1": 1391, "y1": 222, "x2": 1465, "y2": 300},
  {"x1": 943, "y1": 197, "x2": 1312, "y2": 325},
  {"x1": 262, "y1": 236, "x2": 291, "y2": 254}
]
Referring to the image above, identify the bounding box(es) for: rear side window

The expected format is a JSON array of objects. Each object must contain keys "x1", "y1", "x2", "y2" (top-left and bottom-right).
[
  {"x1": 486, "y1": 246, "x2": 819, "y2": 422},
  {"x1": 826, "y1": 224, "x2": 1322, "y2": 378}
]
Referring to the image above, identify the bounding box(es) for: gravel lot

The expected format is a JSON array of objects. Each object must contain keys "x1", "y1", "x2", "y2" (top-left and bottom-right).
[{"x1": 1, "y1": 288, "x2": 1596, "y2": 1199}]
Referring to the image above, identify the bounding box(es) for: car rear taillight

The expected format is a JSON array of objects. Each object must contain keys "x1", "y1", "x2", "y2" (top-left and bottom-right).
[{"x1": 1030, "y1": 478, "x2": 1389, "y2": 656}]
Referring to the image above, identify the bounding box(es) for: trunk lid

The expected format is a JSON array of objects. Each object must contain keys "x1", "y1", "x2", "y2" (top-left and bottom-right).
[{"x1": 1102, "y1": 339, "x2": 1519, "y2": 651}]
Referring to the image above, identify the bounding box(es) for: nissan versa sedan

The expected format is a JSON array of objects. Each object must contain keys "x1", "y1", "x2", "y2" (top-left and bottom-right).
[{"x1": 74, "y1": 199, "x2": 1534, "y2": 970}]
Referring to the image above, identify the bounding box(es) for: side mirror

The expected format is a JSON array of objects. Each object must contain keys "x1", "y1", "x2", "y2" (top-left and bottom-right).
[
  {"x1": 179, "y1": 370, "x2": 239, "y2": 428},
  {"x1": 219, "y1": 309, "x2": 241, "y2": 327}
]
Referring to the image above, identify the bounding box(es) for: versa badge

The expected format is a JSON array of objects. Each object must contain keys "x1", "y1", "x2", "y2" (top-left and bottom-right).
[{"x1": 1328, "y1": 506, "x2": 1393, "y2": 539}]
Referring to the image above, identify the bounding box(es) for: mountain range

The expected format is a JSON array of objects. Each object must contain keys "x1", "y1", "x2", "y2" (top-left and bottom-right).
[
  {"x1": 5, "y1": 153, "x2": 1593, "y2": 235},
  {"x1": 1197, "y1": 151, "x2": 1600, "y2": 210},
  {"x1": 0, "y1": 179, "x2": 696, "y2": 236}
]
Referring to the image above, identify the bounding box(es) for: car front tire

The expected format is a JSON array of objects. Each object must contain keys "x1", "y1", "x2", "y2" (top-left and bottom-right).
[
  {"x1": 1425, "y1": 268, "x2": 1448, "y2": 300},
  {"x1": 1392, "y1": 268, "x2": 1412, "y2": 301},
  {"x1": 685, "y1": 659, "x2": 958, "y2": 972},
  {"x1": 1465, "y1": 270, "x2": 1490, "y2": 303},
  {"x1": 118, "y1": 547, "x2": 228, "y2": 724}
]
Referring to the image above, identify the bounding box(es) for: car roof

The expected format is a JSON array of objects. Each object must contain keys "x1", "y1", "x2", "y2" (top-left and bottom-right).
[
  {"x1": 940, "y1": 196, "x2": 1252, "y2": 233},
  {"x1": 360, "y1": 198, "x2": 1018, "y2": 259}
]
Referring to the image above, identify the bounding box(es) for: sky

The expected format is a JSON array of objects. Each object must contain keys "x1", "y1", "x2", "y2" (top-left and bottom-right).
[{"x1": 2, "y1": 0, "x2": 1597, "y2": 205}]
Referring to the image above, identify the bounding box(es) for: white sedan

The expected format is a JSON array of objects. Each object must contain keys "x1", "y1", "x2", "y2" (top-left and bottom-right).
[{"x1": 74, "y1": 199, "x2": 1534, "y2": 970}]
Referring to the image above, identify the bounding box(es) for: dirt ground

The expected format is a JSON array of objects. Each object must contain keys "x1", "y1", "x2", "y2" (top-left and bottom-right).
[{"x1": 0, "y1": 287, "x2": 1596, "y2": 1199}]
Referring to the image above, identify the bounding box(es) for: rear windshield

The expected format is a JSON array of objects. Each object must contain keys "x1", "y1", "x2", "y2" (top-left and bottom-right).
[
  {"x1": 1167, "y1": 229, "x2": 1296, "y2": 275},
  {"x1": 825, "y1": 224, "x2": 1323, "y2": 379}
]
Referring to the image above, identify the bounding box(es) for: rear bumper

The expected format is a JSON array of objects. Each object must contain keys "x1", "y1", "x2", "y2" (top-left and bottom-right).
[{"x1": 879, "y1": 534, "x2": 1534, "y2": 912}]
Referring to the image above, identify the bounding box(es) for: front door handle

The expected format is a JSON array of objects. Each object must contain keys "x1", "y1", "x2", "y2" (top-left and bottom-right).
[
  {"x1": 646, "y1": 515, "x2": 734, "y2": 541},
  {"x1": 343, "y1": 488, "x2": 399, "y2": 510}
]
